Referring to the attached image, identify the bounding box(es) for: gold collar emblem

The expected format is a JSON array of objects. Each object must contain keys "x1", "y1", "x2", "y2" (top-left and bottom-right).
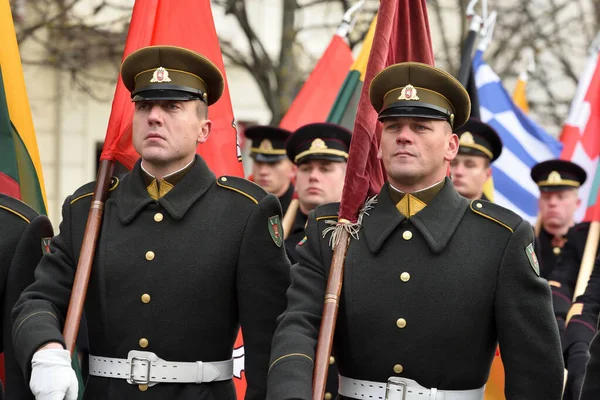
[
  {"x1": 398, "y1": 84, "x2": 420, "y2": 101},
  {"x1": 150, "y1": 67, "x2": 172, "y2": 83},
  {"x1": 310, "y1": 138, "x2": 328, "y2": 150}
]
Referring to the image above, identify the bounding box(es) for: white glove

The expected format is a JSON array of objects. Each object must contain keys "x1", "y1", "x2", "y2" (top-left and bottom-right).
[{"x1": 30, "y1": 348, "x2": 79, "y2": 400}]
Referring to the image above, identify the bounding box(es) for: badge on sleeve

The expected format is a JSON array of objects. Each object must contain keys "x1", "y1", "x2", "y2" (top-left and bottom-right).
[
  {"x1": 525, "y1": 242, "x2": 540, "y2": 276},
  {"x1": 268, "y1": 215, "x2": 283, "y2": 247},
  {"x1": 41, "y1": 237, "x2": 52, "y2": 254}
]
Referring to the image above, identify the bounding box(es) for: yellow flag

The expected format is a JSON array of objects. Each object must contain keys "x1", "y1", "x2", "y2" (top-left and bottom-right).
[{"x1": 0, "y1": 1, "x2": 48, "y2": 213}]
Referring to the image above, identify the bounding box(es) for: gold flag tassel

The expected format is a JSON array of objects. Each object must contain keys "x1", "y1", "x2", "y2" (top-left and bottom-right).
[{"x1": 322, "y1": 196, "x2": 378, "y2": 248}]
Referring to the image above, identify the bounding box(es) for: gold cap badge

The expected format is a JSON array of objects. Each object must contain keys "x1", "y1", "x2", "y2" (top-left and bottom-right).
[
  {"x1": 150, "y1": 67, "x2": 172, "y2": 83},
  {"x1": 548, "y1": 171, "x2": 562, "y2": 184},
  {"x1": 398, "y1": 84, "x2": 420, "y2": 101},
  {"x1": 259, "y1": 139, "x2": 273, "y2": 151},
  {"x1": 310, "y1": 138, "x2": 328, "y2": 150},
  {"x1": 459, "y1": 132, "x2": 475, "y2": 145}
]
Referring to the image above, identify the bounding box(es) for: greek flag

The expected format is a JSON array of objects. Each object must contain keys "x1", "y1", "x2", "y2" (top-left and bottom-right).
[{"x1": 473, "y1": 50, "x2": 563, "y2": 224}]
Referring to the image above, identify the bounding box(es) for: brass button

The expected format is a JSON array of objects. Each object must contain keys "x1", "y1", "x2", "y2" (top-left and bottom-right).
[
  {"x1": 396, "y1": 318, "x2": 407, "y2": 328},
  {"x1": 139, "y1": 338, "x2": 149, "y2": 348},
  {"x1": 393, "y1": 364, "x2": 403, "y2": 374},
  {"x1": 329, "y1": 356, "x2": 335, "y2": 365},
  {"x1": 402, "y1": 231, "x2": 412, "y2": 240},
  {"x1": 553, "y1": 247, "x2": 561, "y2": 255},
  {"x1": 141, "y1": 294, "x2": 151, "y2": 304},
  {"x1": 324, "y1": 393, "x2": 332, "y2": 400},
  {"x1": 400, "y1": 272, "x2": 411, "y2": 282},
  {"x1": 154, "y1": 213, "x2": 163, "y2": 222},
  {"x1": 221, "y1": 177, "x2": 228, "y2": 182},
  {"x1": 476, "y1": 202, "x2": 483, "y2": 209},
  {"x1": 139, "y1": 384, "x2": 148, "y2": 391},
  {"x1": 145, "y1": 251, "x2": 155, "y2": 261}
]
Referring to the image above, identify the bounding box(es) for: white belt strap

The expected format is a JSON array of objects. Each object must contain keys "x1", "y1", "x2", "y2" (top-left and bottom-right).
[
  {"x1": 88, "y1": 350, "x2": 233, "y2": 387},
  {"x1": 339, "y1": 376, "x2": 485, "y2": 400}
]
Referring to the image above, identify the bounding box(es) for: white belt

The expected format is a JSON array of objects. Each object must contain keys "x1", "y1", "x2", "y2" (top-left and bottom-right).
[
  {"x1": 88, "y1": 350, "x2": 233, "y2": 387},
  {"x1": 339, "y1": 376, "x2": 485, "y2": 400}
]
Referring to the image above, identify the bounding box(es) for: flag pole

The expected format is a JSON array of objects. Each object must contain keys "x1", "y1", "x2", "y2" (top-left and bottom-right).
[
  {"x1": 282, "y1": 198, "x2": 299, "y2": 240},
  {"x1": 62, "y1": 160, "x2": 114, "y2": 354},
  {"x1": 572, "y1": 222, "x2": 600, "y2": 299}
]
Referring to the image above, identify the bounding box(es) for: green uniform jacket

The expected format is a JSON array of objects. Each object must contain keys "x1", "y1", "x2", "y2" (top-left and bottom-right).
[
  {"x1": 267, "y1": 179, "x2": 563, "y2": 399},
  {"x1": 12, "y1": 156, "x2": 291, "y2": 400},
  {"x1": 1, "y1": 194, "x2": 53, "y2": 400}
]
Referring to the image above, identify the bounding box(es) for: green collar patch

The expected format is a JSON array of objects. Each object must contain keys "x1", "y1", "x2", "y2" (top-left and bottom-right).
[
  {"x1": 525, "y1": 242, "x2": 540, "y2": 276},
  {"x1": 268, "y1": 215, "x2": 283, "y2": 247}
]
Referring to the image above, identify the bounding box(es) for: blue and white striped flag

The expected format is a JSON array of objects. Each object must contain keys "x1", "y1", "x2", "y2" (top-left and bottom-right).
[{"x1": 473, "y1": 50, "x2": 563, "y2": 224}]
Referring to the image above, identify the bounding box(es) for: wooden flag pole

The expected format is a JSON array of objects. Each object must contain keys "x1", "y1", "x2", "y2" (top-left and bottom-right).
[
  {"x1": 312, "y1": 228, "x2": 351, "y2": 400},
  {"x1": 62, "y1": 159, "x2": 114, "y2": 354},
  {"x1": 572, "y1": 221, "x2": 600, "y2": 299},
  {"x1": 282, "y1": 199, "x2": 299, "y2": 240}
]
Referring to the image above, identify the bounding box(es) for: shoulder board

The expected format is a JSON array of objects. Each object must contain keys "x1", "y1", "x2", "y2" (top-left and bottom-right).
[
  {"x1": 469, "y1": 199, "x2": 522, "y2": 233},
  {"x1": 314, "y1": 202, "x2": 340, "y2": 222},
  {"x1": 216, "y1": 176, "x2": 267, "y2": 205},
  {"x1": 70, "y1": 176, "x2": 120, "y2": 205},
  {"x1": 0, "y1": 193, "x2": 39, "y2": 223}
]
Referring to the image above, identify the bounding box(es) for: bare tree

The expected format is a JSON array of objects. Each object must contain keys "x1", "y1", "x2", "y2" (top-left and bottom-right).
[
  {"x1": 429, "y1": 0, "x2": 600, "y2": 134},
  {"x1": 11, "y1": 0, "x2": 599, "y2": 132}
]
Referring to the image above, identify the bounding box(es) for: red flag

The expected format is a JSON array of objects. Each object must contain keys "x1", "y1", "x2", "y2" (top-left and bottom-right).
[
  {"x1": 279, "y1": 35, "x2": 353, "y2": 131},
  {"x1": 100, "y1": 0, "x2": 243, "y2": 178},
  {"x1": 339, "y1": 0, "x2": 434, "y2": 221},
  {"x1": 559, "y1": 49, "x2": 600, "y2": 222}
]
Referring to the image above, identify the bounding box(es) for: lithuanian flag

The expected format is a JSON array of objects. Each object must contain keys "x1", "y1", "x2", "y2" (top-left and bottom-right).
[
  {"x1": 326, "y1": 15, "x2": 377, "y2": 129},
  {"x1": 0, "y1": 1, "x2": 47, "y2": 214}
]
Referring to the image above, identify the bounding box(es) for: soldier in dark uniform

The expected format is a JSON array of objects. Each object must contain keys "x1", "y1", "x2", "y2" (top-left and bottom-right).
[
  {"x1": 562, "y1": 254, "x2": 600, "y2": 400},
  {"x1": 283, "y1": 123, "x2": 351, "y2": 400},
  {"x1": 245, "y1": 126, "x2": 296, "y2": 214},
  {"x1": 531, "y1": 160, "x2": 589, "y2": 340},
  {"x1": 284, "y1": 123, "x2": 351, "y2": 264},
  {"x1": 12, "y1": 45, "x2": 290, "y2": 400},
  {"x1": 580, "y1": 316, "x2": 600, "y2": 399},
  {"x1": 267, "y1": 62, "x2": 563, "y2": 400},
  {"x1": 0, "y1": 194, "x2": 54, "y2": 400},
  {"x1": 450, "y1": 118, "x2": 502, "y2": 201}
]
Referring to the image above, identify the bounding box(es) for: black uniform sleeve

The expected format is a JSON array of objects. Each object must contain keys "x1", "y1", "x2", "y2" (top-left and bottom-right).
[
  {"x1": 580, "y1": 329, "x2": 600, "y2": 400},
  {"x1": 237, "y1": 193, "x2": 291, "y2": 400},
  {"x1": 494, "y1": 220, "x2": 564, "y2": 399},
  {"x1": 547, "y1": 240, "x2": 581, "y2": 343},
  {"x1": 12, "y1": 197, "x2": 76, "y2": 379},
  {"x1": 562, "y1": 257, "x2": 600, "y2": 399},
  {"x1": 267, "y1": 210, "x2": 327, "y2": 400},
  {"x1": 564, "y1": 257, "x2": 600, "y2": 350}
]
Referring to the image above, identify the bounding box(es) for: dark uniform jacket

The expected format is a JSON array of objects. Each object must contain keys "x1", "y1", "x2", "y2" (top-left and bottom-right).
[
  {"x1": 283, "y1": 207, "x2": 339, "y2": 399},
  {"x1": 278, "y1": 184, "x2": 295, "y2": 216},
  {"x1": 0, "y1": 194, "x2": 53, "y2": 400},
  {"x1": 12, "y1": 156, "x2": 291, "y2": 400},
  {"x1": 562, "y1": 256, "x2": 600, "y2": 400},
  {"x1": 267, "y1": 179, "x2": 563, "y2": 400},
  {"x1": 580, "y1": 320, "x2": 600, "y2": 400},
  {"x1": 284, "y1": 210, "x2": 307, "y2": 264}
]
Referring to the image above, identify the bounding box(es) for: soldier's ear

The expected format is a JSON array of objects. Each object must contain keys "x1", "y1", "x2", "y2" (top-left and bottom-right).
[{"x1": 197, "y1": 119, "x2": 211, "y2": 144}]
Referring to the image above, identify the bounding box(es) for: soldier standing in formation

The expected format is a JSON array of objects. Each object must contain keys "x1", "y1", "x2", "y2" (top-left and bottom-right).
[
  {"x1": 12, "y1": 45, "x2": 290, "y2": 400},
  {"x1": 530, "y1": 160, "x2": 589, "y2": 338},
  {"x1": 267, "y1": 62, "x2": 564, "y2": 400},
  {"x1": 450, "y1": 118, "x2": 502, "y2": 201},
  {"x1": 245, "y1": 126, "x2": 296, "y2": 215},
  {"x1": 1, "y1": 194, "x2": 54, "y2": 400},
  {"x1": 283, "y1": 123, "x2": 351, "y2": 264}
]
